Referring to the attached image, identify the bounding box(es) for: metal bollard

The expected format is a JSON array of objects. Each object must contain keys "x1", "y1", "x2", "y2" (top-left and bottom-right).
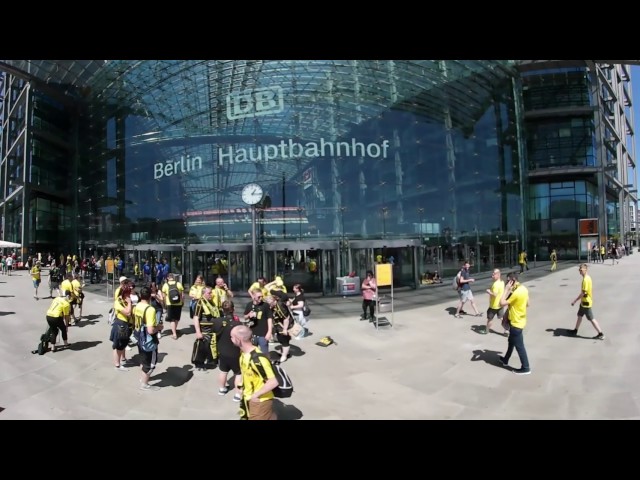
[{"x1": 534, "y1": 254, "x2": 537, "y2": 268}]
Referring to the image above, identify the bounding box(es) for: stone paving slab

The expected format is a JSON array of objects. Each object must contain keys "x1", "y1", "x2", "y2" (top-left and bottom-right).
[{"x1": 1, "y1": 254, "x2": 640, "y2": 419}]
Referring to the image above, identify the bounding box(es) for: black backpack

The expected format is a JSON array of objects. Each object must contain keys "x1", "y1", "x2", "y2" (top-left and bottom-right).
[
  {"x1": 32, "y1": 327, "x2": 54, "y2": 355},
  {"x1": 249, "y1": 350, "x2": 293, "y2": 398},
  {"x1": 167, "y1": 281, "x2": 181, "y2": 303}
]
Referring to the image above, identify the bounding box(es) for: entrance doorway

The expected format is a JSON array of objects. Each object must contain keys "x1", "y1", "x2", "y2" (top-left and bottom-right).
[
  {"x1": 263, "y1": 241, "x2": 339, "y2": 295},
  {"x1": 187, "y1": 244, "x2": 251, "y2": 293},
  {"x1": 349, "y1": 239, "x2": 420, "y2": 288}
]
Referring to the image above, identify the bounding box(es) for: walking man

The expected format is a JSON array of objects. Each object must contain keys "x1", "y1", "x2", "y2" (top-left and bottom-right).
[
  {"x1": 454, "y1": 261, "x2": 482, "y2": 318},
  {"x1": 231, "y1": 324, "x2": 278, "y2": 420},
  {"x1": 569, "y1": 264, "x2": 605, "y2": 340},
  {"x1": 31, "y1": 261, "x2": 42, "y2": 299},
  {"x1": 483, "y1": 268, "x2": 505, "y2": 334},
  {"x1": 499, "y1": 272, "x2": 531, "y2": 375},
  {"x1": 518, "y1": 250, "x2": 529, "y2": 273}
]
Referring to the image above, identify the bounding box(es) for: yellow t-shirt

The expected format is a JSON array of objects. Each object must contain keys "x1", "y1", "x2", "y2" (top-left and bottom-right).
[
  {"x1": 47, "y1": 296, "x2": 71, "y2": 317},
  {"x1": 71, "y1": 278, "x2": 83, "y2": 298},
  {"x1": 518, "y1": 252, "x2": 525, "y2": 264},
  {"x1": 31, "y1": 265, "x2": 41, "y2": 281},
  {"x1": 60, "y1": 279, "x2": 73, "y2": 295},
  {"x1": 162, "y1": 281, "x2": 184, "y2": 306},
  {"x1": 133, "y1": 302, "x2": 157, "y2": 331},
  {"x1": 581, "y1": 274, "x2": 593, "y2": 308},
  {"x1": 240, "y1": 348, "x2": 275, "y2": 402},
  {"x1": 189, "y1": 284, "x2": 204, "y2": 300},
  {"x1": 114, "y1": 297, "x2": 132, "y2": 323},
  {"x1": 506, "y1": 284, "x2": 528, "y2": 329},
  {"x1": 213, "y1": 286, "x2": 232, "y2": 307},
  {"x1": 249, "y1": 282, "x2": 268, "y2": 298},
  {"x1": 489, "y1": 279, "x2": 505, "y2": 310}
]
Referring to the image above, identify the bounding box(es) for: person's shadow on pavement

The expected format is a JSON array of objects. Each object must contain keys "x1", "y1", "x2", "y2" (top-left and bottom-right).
[
  {"x1": 546, "y1": 328, "x2": 589, "y2": 339},
  {"x1": 471, "y1": 349, "x2": 510, "y2": 370},
  {"x1": 152, "y1": 364, "x2": 194, "y2": 388},
  {"x1": 65, "y1": 340, "x2": 102, "y2": 351},
  {"x1": 273, "y1": 399, "x2": 303, "y2": 420}
]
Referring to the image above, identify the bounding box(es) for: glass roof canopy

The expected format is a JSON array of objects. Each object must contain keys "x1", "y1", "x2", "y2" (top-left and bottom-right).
[{"x1": 0, "y1": 60, "x2": 519, "y2": 207}]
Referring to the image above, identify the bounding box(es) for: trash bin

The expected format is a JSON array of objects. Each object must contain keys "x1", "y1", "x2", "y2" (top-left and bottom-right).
[{"x1": 337, "y1": 276, "x2": 360, "y2": 296}]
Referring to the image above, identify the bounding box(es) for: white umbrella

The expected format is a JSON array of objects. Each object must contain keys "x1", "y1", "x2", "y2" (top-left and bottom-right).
[{"x1": 0, "y1": 240, "x2": 21, "y2": 248}]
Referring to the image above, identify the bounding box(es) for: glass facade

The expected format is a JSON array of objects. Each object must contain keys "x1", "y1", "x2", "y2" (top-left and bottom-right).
[
  {"x1": 521, "y1": 63, "x2": 636, "y2": 258},
  {"x1": 70, "y1": 60, "x2": 524, "y2": 290},
  {"x1": 2, "y1": 60, "x2": 636, "y2": 292}
]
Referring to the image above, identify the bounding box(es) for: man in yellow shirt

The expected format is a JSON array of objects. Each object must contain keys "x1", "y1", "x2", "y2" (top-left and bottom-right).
[
  {"x1": 231, "y1": 325, "x2": 278, "y2": 420},
  {"x1": 46, "y1": 290, "x2": 72, "y2": 352},
  {"x1": 70, "y1": 273, "x2": 84, "y2": 323},
  {"x1": 162, "y1": 273, "x2": 184, "y2": 339},
  {"x1": 31, "y1": 261, "x2": 42, "y2": 299},
  {"x1": 133, "y1": 286, "x2": 162, "y2": 390},
  {"x1": 499, "y1": 272, "x2": 531, "y2": 375},
  {"x1": 247, "y1": 276, "x2": 268, "y2": 300},
  {"x1": 569, "y1": 264, "x2": 604, "y2": 340},
  {"x1": 213, "y1": 277, "x2": 234, "y2": 306},
  {"x1": 192, "y1": 286, "x2": 220, "y2": 372},
  {"x1": 483, "y1": 268, "x2": 505, "y2": 335}
]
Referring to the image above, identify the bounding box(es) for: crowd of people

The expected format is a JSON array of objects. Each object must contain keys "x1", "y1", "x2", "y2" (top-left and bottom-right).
[
  {"x1": 7, "y1": 243, "x2": 615, "y2": 418},
  {"x1": 28, "y1": 267, "x2": 311, "y2": 420}
]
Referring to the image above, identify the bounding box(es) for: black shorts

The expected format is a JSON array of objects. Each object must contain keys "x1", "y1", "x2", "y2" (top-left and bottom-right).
[
  {"x1": 276, "y1": 331, "x2": 291, "y2": 347},
  {"x1": 486, "y1": 307, "x2": 504, "y2": 320},
  {"x1": 218, "y1": 354, "x2": 240, "y2": 374},
  {"x1": 137, "y1": 348, "x2": 158, "y2": 374},
  {"x1": 166, "y1": 305, "x2": 182, "y2": 322}
]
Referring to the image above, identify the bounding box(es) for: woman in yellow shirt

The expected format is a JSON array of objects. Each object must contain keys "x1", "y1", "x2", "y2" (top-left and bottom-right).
[
  {"x1": 110, "y1": 283, "x2": 133, "y2": 370},
  {"x1": 189, "y1": 274, "x2": 205, "y2": 318}
]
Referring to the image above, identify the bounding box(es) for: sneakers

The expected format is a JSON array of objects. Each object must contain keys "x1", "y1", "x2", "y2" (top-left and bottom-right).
[
  {"x1": 594, "y1": 332, "x2": 605, "y2": 340},
  {"x1": 115, "y1": 365, "x2": 128, "y2": 371},
  {"x1": 512, "y1": 368, "x2": 532, "y2": 375},
  {"x1": 568, "y1": 329, "x2": 578, "y2": 336},
  {"x1": 233, "y1": 393, "x2": 243, "y2": 402},
  {"x1": 140, "y1": 384, "x2": 160, "y2": 391},
  {"x1": 125, "y1": 345, "x2": 132, "y2": 351},
  {"x1": 481, "y1": 326, "x2": 488, "y2": 335},
  {"x1": 218, "y1": 387, "x2": 228, "y2": 396},
  {"x1": 498, "y1": 356, "x2": 508, "y2": 367},
  {"x1": 454, "y1": 314, "x2": 462, "y2": 319}
]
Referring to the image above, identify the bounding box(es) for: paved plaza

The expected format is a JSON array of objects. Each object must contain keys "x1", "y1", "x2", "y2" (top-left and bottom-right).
[{"x1": 1, "y1": 253, "x2": 639, "y2": 420}]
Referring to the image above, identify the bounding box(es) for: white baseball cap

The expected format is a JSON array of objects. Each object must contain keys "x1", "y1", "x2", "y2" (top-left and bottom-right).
[{"x1": 119, "y1": 276, "x2": 128, "y2": 283}]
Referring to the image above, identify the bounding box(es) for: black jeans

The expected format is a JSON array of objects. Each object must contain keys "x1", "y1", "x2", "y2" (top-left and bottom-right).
[
  {"x1": 504, "y1": 326, "x2": 529, "y2": 370},
  {"x1": 362, "y1": 299, "x2": 375, "y2": 318}
]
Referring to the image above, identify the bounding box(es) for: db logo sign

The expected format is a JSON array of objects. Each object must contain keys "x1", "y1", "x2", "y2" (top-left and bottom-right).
[{"x1": 226, "y1": 86, "x2": 284, "y2": 120}]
